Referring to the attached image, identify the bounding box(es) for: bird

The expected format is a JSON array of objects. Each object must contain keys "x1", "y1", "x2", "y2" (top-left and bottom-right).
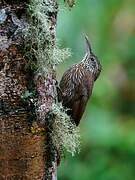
[{"x1": 58, "y1": 35, "x2": 102, "y2": 126}]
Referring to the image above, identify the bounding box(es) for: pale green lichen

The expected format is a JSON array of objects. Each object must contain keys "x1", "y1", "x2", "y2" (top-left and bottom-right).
[
  {"x1": 26, "y1": 0, "x2": 80, "y2": 156},
  {"x1": 51, "y1": 103, "x2": 80, "y2": 156},
  {"x1": 53, "y1": 46, "x2": 71, "y2": 65},
  {"x1": 26, "y1": 0, "x2": 71, "y2": 73},
  {"x1": 64, "y1": 0, "x2": 76, "y2": 8}
]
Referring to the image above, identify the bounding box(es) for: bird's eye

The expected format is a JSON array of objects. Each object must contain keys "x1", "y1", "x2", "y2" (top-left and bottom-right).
[{"x1": 91, "y1": 57, "x2": 95, "y2": 61}]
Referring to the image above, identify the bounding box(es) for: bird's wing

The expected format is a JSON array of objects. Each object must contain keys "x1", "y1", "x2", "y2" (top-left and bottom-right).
[
  {"x1": 59, "y1": 65, "x2": 94, "y2": 125},
  {"x1": 70, "y1": 74, "x2": 94, "y2": 125},
  {"x1": 59, "y1": 65, "x2": 77, "y2": 105},
  {"x1": 71, "y1": 95, "x2": 88, "y2": 126}
]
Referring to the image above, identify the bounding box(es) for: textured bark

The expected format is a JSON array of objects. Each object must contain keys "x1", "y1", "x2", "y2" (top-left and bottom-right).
[{"x1": 0, "y1": 0, "x2": 58, "y2": 179}]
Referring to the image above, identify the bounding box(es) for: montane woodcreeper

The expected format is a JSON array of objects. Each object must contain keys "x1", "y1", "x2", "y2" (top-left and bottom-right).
[{"x1": 59, "y1": 36, "x2": 102, "y2": 126}]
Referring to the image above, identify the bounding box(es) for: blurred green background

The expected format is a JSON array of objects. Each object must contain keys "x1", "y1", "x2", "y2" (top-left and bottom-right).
[{"x1": 57, "y1": 0, "x2": 135, "y2": 179}]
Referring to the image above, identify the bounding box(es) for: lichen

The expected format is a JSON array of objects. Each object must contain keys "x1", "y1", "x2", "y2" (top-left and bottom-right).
[
  {"x1": 64, "y1": 0, "x2": 76, "y2": 9},
  {"x1": 25, "y1": 0, "x2": 71, "y2": 73},
  {"x1": 25, "y1": 0, "x2": 80, "y2": 157},
  {"x1": 31, "y1": 121, "x2": 45, "y2": 135},
  {"x1": 51, "y1": 103, "x2": 80, "y2": 156}
]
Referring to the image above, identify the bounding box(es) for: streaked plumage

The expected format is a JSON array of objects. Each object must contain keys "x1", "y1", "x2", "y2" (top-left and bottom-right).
[{"x1": 59, "y1": 36, "x2": 102, "y2": 126}]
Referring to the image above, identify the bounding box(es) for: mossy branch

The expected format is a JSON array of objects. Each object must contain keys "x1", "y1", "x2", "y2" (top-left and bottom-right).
[{"x1": 25, "y1": 0, "x2": 80, "y2": 161}]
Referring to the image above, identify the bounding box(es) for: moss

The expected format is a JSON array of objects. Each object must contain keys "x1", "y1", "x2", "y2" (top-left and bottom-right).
[
  {"x1": 64, "y1": 0, "x2": 76, "y2": 8},
  {"x1": 31, "y1": 121, "x2": 45, "y2": 135},
  {"x1": 25, "y1": 0, "x2": 80, "y2": 156},
  {"x1": 21, "y1": 90, "x2": 36, "y2": 100},
  {"x1": 51, "y1": 103, "x2": 80, "y2": 156},
  {"x1": 25, "y1": 0, "x2": 71, "y2": 73}
]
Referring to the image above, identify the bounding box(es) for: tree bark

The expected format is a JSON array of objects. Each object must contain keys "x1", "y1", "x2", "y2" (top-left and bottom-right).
[{"x1": 0, "y1": 0, "x2": 58, "y2": 179}]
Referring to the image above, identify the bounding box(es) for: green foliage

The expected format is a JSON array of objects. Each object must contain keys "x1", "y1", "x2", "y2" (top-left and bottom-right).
[{"x1": 57, "y1": 0, "x2": 135, "y2": 179}]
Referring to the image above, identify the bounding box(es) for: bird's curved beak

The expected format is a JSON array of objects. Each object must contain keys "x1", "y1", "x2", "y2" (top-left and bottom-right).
[{"x1": 84, "y1": 35, "x2": 92, "y2": 56}]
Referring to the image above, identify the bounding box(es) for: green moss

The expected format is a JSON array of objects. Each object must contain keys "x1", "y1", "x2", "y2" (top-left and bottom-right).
[
  {"x1": 51, "y1": 103, "x2": 80, "y2": 156},
  {"x1": 21, "y1": 90, "x2": 36, "y2": 100},
  {"x1": 25, "y1": 0, "x2": 80, "y2": 156},
  {"x1": 25, "y1": 0, "x2": 71, "y2": 73},
  {"x1": 64, "y1": 0, "x2": 76, "y2": 8}
]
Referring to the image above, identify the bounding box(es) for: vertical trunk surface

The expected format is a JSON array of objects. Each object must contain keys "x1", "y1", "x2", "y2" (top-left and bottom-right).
[{"x1": 0, "y1": 0, "x2": 58, "y2": 179}]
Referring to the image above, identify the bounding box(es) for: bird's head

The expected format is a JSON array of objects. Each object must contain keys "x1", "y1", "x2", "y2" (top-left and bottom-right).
[{"x1": 83, "y1": 35, "x2": 102, "y2": 81}]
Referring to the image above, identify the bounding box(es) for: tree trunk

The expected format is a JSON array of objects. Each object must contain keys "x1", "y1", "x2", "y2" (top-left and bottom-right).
[{"x1": 0, "y1": 0, "x2": 58, "y2": 179}]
